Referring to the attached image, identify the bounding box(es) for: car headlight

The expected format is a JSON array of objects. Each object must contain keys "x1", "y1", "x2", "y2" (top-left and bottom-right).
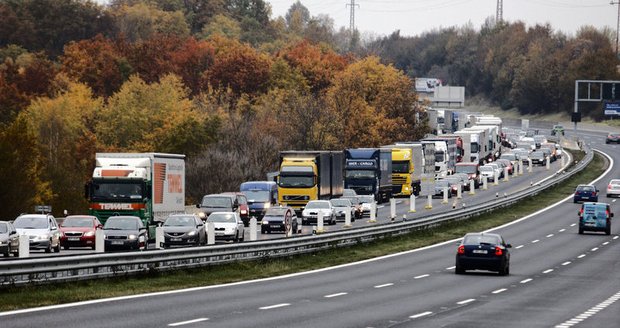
[
  {"x1": 188, "y1": 231, "x2": 196, "y2": 236},
  {"x1": 262, "y1": 220, "x2": 268, "y2": 225},
  {"x1": 198, "y1": 212, "x2": 206, "y2": 219},
  {"x1": 84, "y1": 231, "x2": 95, "y2": 237},
  {"x1": 264, "y1": 202, "x2": 271, "y2": 209},
  {"x1": 128, "y1": 234, "x2": 137, "y2": 240}
]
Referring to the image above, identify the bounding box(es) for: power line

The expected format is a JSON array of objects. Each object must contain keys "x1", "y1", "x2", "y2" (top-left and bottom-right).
[{"x1": 346, "y1": 0, "x2": 360, "y2": 31}]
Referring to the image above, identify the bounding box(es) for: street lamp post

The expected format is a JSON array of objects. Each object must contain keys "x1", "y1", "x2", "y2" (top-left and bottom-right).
[{"x1": 612, "y1": 1, "x2": 620, "y2": 56}]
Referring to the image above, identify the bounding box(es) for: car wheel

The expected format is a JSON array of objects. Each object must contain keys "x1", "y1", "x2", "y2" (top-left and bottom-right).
[
  {"x1": 54, "y1": 242, "x2": 60, "y2": 253},
  {"x1": 606, "y1": 226, "x2": 611, "y2": 235},
  {"x1": 234, "y1": 232, "x2": 239, "y2": 242},
  {"x1": 499, "y1": 264, "x2": 509, "y2": 276},
  {"x1": 45, "y1": 240, "x2": 52, "y2": 253},
  {"x1": 63, "y1": 245, "x2": 69, "y2": 250},
  {"x1": 578, "y1": 227, "x2": 584, "y2": 234},
  {"x1": 455, "y1": 264, "x2": 465, "y2": 274}
]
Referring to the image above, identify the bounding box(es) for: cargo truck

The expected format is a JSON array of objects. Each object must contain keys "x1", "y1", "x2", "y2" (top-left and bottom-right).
[
  {"x1": 277, "y1": 151, "x2": 344, "y2": 213},
  {"x1": 422, "y1": 136, "x2": 463, "y2": 175},
  {"x1": 85, "y1": 153, "x2": 186, "y2": 239},
  {"x1": 387, "y1": 143, "x2": 436, "y2": 196},
  {"x1": 344, "y1": 148, "x2": 392, "y2": 203},
  {"x1": 455, "y1": 130, "x2": 485, "y2": 165}
]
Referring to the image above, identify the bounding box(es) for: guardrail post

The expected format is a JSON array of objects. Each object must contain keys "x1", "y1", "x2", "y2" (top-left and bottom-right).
[
  {"x1": 95, "y1": 228, "x2": 104, "y2": 253},
  {"x1": 546, "y1": 156, "x2": 550, "y2": 170},
  {"x1": 207, "y1": 221, "x2": 215, "y2": 245},
  {"x1": 155, "y1": 226, "x2": 164, "y2": 249},
  {"x1": 442, "y1": 187, "x2": 449, "y2": 204},
  {"x1": 369, "y1": 202, "x2": 377, "y2": 223},
  {"x1": 528, "y1": 158, "x2": 533, "y2": 173},
  {"x1": 344, "y1": 207, "x2": 352, "y2": 227},
  {"x1": 483, "y1": 176, "x2": 488, "y2": 190},
  {"x1": 18, "y1": 234, "x2": 29, "y2": 258},
  {"x1": 469, "y1": 179, "x2": 475, "y2": 195},
  {"x1": 317, "y1": 212, "x2": 324, "y2": 232},
  {"x1": 409, "y1": 194, "x2": 416, "y2": 212},
  {"x1": 503, "y1": 167, "x2": 509, "y2": 182},
  {"x1": 457, "y1": 183, "x2": 462, "y2": 199},
  {"x1": 493, "y1": 171, "x2": 499, "y2": 185},
  {"x1": 390, "y1": 198, "x2": 396, "y2": 220},
  {"x1": 250, "y1": 217, "x2": 257, "y2": 241},
  {"x1": 425, "y1": 194, "x2": 432, "y2": 209}
]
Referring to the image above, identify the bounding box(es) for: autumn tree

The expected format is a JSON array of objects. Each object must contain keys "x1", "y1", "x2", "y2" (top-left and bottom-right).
[{"x1": 111, "y1": 2, "x2": 190, "y2": 42}]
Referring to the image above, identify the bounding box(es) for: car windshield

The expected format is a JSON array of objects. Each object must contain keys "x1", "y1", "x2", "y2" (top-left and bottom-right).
[
  {"x1": 13, "y1": 216, "x2": 49, "y2": 229},
  {"x1": 480, "y1": 166, "x2": 492, "y2": 171},
  {"x1": 610, "y1": 180, "x2": 620, "y2": 185},
  {"x1": 208, "y1": 213, "x2": 236, "y2": 223},
  {"x1": 62, "y1": 217, "x2": 94, "y2": 228},
  {"x1": 341, "y1": 196, "x2": 361, "y2": 205},
  {"x1": 264, "y1": 208, "x2": 289, "y2": 216},
  {"x1": 343, "y1": 189, "x2": 357, "y2": 197},
  {"x1": 201, "y1": 197, "x2": 231, "y2": 208},
  {"x1": 531, "y1": 152, "x2": 544, "y2": 158},
  {"x1": 0, "y1": 223, "x2": 7, "y2": 233},
  {"x1": 104, "y1": 218, "x2": 139, "y2": 230},
  {"x1": 463, "y1": 234, "x2": 501, "y2": 245},
  {"x1": 330, "y1": 199, "x2": 351, "y2": 207},
  {"x1": 306, "y1": 202, "x2": 330, "y2": 209},
  {"x1": 242, "y1": 190, "x2": 270, "y2": 202},
  {"x1": 436, "y1": 180, "x2": 449, "y2": 187},
  {"x1": 164, "y1": 216, "x2": 195, "y2": 226},
  {"x1": 358, "y1": 196, "x2": 374, "y2": 204},
  {"x1": 577, "y1": 185, "x2": 595, "y2": 192},
  {"x1": 501, "y1": 154, "x2": 515, "y2": 161},
  {"x1": 456, "y1": 165, "x2": 477, "y2": 174}
]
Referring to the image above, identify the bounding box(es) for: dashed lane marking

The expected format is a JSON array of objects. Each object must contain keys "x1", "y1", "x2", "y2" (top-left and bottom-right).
[
  {"x1": 260, "y1": 303, "x2": 290, "y2": 310},
  {"x1": 457, "y1": 299, "x2": 476, "y2": 305},
  {"x1": 543, "y1": 269, "x2": 554, "y2": 274},
  {"x1": 515, "y1": 245, "x2": 524, "y2": 249},
  {"x1": 520, "y1": 278, "x2": 533, "y2": 284},
  {"x1": 562, "y1": 261, "x2": 571, "y2": 266},
  {"x1": 409, "y1": 311, "x2": 433, "y2": 319},
  {"x1": 324, "y1": 293, "x2": 347, "y2": 298},
  {"x1": 168, "y1": 318, "x2": 209, "y2": 326},
  {"x1": 532, "y1": 240, "x2": 540, "y2": 243},
  {"x1": 446, "y1": 266, "x2": 455, "y2": 270},
  {"x1": 555, "y1": 290, "x2": 620, "y2": 328},
  {"x1": 578, "y1": 254, "x2": 586, "y2": 259},
  {"x1": 546, "y1": 234, "x2": 554, "y2": 238},
  {"x1": 492, "y1": 288, "x2": 507, "y2": 294},
  {"x1": 414, "y1": 274, "x2": 430, "y2": 279},
  {"x1": 570, "y1": 223, "x2": 577, "y2": 227},
  {"x1": 591, "y1": 247, "x2": 599, "y2": 251},
  {"x1": 559, "y1": 228, "x2": 566, "y2": 232},
  {"x1": 374, "y1": 283, "x2": 394, "y2": 289}
]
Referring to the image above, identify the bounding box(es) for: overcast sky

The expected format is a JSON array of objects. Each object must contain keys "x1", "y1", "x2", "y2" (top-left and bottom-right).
[{"x1": 268, "y1": 0, "x2": 618, "y2": 38}]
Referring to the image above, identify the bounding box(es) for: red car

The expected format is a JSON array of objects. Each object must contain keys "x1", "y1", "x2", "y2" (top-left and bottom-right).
[{"x1": 60, "y1": 215, "x2": 102, "y2": 250}]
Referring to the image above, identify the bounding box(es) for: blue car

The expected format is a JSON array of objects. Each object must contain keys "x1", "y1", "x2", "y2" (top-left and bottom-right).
[
  {"x1": 578, "y1": 202, "x2": 613, "y2": 235},
  {"x1": 573, "y1": 184, "x2": 599, "y2": 203}
]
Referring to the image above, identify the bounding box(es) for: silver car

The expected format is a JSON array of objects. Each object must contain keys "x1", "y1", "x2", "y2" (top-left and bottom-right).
[
  {"x1": 607, "y1": 179, "x2": 620, "y2": 198},
  {"x1": 13, "y1": 214, "x2": 61, "y2": 253},
  {"x1": 329, "y1": 198, "x2": 357, "y2": 222},
  {"x1": 0, "y1": 221, "x2": 20, "y2": 257},
  {"x1": 206, "y1": 212, "x2": 245, "y2": 242}
]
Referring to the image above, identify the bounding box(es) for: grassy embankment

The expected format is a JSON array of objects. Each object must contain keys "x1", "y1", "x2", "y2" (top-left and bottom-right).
[{"x1": 0, "y1": 150, "x2": 606, "y2": 311}]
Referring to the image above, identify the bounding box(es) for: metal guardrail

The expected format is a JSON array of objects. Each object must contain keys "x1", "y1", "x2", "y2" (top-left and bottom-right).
[{"x1": 0, "y1": 147, "x2": 594, "y2": 286}]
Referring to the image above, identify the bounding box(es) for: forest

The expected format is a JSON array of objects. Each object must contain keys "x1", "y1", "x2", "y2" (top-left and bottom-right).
[{"x1": 0, "y1": 0, "x2": 617, "y2": 218}]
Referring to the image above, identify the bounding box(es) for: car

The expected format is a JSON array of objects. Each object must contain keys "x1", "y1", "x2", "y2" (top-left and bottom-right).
[
  {"x1": 529, "y1": 151, "x2": 546, "y2": 166},
  {"x1": 206, "y1": 212, "x2": 245, "y2": 242},
  {"x1": 301, "y1": 200, "x2": 336, "y2": 225},
  {"x1": 357, "y1": 195, "x2": 377, "y2": 218},
  {"x1": 13, "y1": 214, "x2": 61, "y2": 253},
  {"x1": 222, "y1": 192, "x2": 250, "y2": 226},
  {"x1": 433, "y1": 179, "x2": 453, "y2": 198},
  {"x1": 240, "y1": 181, "x2": 278, "y2": 220},
  {"x1": 538, "y1": 147, "x2": 554, "y2": 162},
  {"x1": 573, "y1": 184, "x2": 599, "y2": 203},
  {"x1": 340, "y1": 195, "x2": 364, "y2": 219},
  {"x1": 330, "y1": 198, "x2": 357, "y2": 222},
  {"x1": 607, "y1": 179, "x2": 620, "y2": 198},
  {"x1": 479, "y1": 165, "x2": 496, "y2": 182},
  {"x1": 452, "y1": 173, "x2": 472, "y2": 191},
  {"x1": 0, "y1": 221, "x2": 19, "y2": 257},
  {"x1": 444, "y1": 176, "x2": 465, "y2": 195},
  {"x1": 343, "y1": 189, "x2": 358, "y2": 197},
  {"x1": 495, "y1": 159, "x2": 514, "y2": 175},
  {"x1": 455, "y1": 232, "x2": 512, "y2": 275},
  {"x1": 261, "y1": 206, "x2": 301, "y2": 234},
  {"x1": 59, "y1": 215, "x2": 102, "y2": 250},
  {"x1": 551, "y1": 125, "x2": 565, "y2": 136},
  {"x1": 197, "y1": 194, "x2": 240, "y2": 221},
  {"x1": 103, "y1": 216, "x2": 148, "y2": 251},
  {"x1": 499, "y1": 152, "x2": 519, "y2": 166},
  {"x1": 162, "y1": 214, "x2": 206, "y2": 248},
  {"x1": 455, "y1": 162, "x2": 481, "y2": 188},
  {"x1": 578, "y1": 202, "x2": 613, "y2": 235},
  {"x1": 606, "y1": 132, "x2": 620, "y2": 144}
]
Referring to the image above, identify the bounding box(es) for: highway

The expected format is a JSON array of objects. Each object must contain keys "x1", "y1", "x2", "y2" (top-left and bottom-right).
[{"x1": 1, "y1": 130, "x2": 617, "y2": 327}]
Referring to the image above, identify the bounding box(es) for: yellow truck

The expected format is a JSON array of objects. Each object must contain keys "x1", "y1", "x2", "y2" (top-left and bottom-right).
[{"x1": 389, "y1": 147, "x2": 417, "y2": 196}]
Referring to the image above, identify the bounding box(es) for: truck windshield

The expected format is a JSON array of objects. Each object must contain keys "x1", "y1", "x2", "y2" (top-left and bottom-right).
[
  {"x1": 279, "y1": 176, "x2": 315, "y2": 188},
  {"x1": 241, "y1": 190, "x2": 270, "y2": 202},
  {"x1": 392, "y1": 161, "x2": 410, "y2": 174},
  {"x1": 471, "y1": 143, "x2": 479, "y2": 153},
  {"x1": 345, "y1": 170, "x2": 375, "y2": 179},
  {"x1": 91, "y1": 181, "x2": 143, "y2": 201},
  {"x1": 435, "y1": 151, "x2": 445, "y2": 162}
]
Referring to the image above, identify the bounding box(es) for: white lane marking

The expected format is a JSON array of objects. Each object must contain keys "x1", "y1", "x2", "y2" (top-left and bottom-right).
[
  {"x1": 532, "y1": 240, "x2": 540, "y2": 243},
  {"x1": 546, "y1": 234, "x2": 554, "y2": 238},
  {"x1": 614, "y1": 236, "x2": 619, "y2": 240},
  {"x1": 260, "y1": 303, "x2": 290, "y2": 310},
  {"x1": 515, "y1": 245, "x2": 524, "y2": 249},
  {"x1": 457, "y1": 299, "x2": 476, "y2": 305},
  {"x1": 374, "y1": 283, "x2": 394, "y2": 289},
  {"x1": 492, "y1": 288, "x2": 507, "y2": 294},
  {"x1": 409, "y1": 311, "x2": 433, "y2": 319},
  {"x1": 591, "y1": 247, "x2": 599, "y2": 251},
  {"x1": 562, "y1": 261, "x2": 571, "y2": 266},
  {"x1": 570, "y1": 223, "x2": 577, "y2": 227},
  {"x1": 520, "y1": 278, "x2": 533, "y2": 284},
  {"x1": 555, "y1": 290, "x2": 620, "y2": 328},
  {"x1": 578, "y1": 254, "x2": 586, "y2": 258},
  {"x1": 446, "y1": 266, "x2": 456, "y2": 270},
  {"x1": 602, "y1": 241, "x2": 609, "y2": 246},
  {"x1": 0, "y1": 151, "x2": 611, "y2": 318},
  {"x1": 613, "y1": 199, "x2": 617, "y2": 203},
  {"x1": 414, "y1": 274, "x2": 430, "y2": 279},
  {"x1": 168, "y1": 318, "x2": 209, "y2": 326},
  {"x1": 543, "y1": 269, "x2": 554, "y2": 274},
  {"x1": 324, "y1": 292, "x2": 347, "y2": 298},
  {"x1": 559, "y1": 228, "x2": 566, "y2": 232}
]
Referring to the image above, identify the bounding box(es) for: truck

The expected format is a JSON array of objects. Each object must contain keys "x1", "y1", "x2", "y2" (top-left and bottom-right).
[
  {"x1": 344, "y1": 148, "x2": 392, "y2": 203},
  {"x1": 85, "y1": 153, "x2": 186, "y2": 239},
  {"x1": 455, "y1": 130, "x2": 486, "y2": 165},
  {"x1": 277, "y1": 151, "x2": 344, "y2": 213},
  {"x1": 387, "y1": 142, "x2": 437, "y2": 196},
  {"x1": 421, "y1": 137, "x2": 462, "y2": 176},
  {"x1": 470, "y1": 124, "x2": 502, "y2": 160}
]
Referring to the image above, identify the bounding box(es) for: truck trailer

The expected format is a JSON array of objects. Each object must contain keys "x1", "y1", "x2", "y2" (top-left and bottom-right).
[{"x1": 344, "y1": 148, "x2": 392, "y2": 203}]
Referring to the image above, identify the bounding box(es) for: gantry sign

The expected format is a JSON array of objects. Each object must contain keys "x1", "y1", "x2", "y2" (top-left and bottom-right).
[{"x1": 573, "y1": 80, "x2": 620, "y2": 128}]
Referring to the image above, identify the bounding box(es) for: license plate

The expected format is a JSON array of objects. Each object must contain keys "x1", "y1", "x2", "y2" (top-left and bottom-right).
[
  {"x1": 111, "y1": 240, "x2": 124, "y2": 245},
  {"x1": 215, "y1": 232, "x2": 224, "y2": 236},
  {"x1": 270, "y1": 225, "x2": 280, "y2": 228},
  {"x1": 585, "y1": 222, "x2": 596, "y2": 226},
  {"x1": 170, "y1": 238, "x2": 182, "y2": 242},
  {"x1": 68, "y1": 237, "x2": 80, "y2": 241},
  {"x1": 473, "y1": 249, "x2": 488, "y2": 254}
]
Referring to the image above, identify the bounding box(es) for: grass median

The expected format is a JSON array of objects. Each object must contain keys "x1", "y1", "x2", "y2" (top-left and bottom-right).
[{"x1": 0, "y1": 150, "x2": 606, "y2": 311}]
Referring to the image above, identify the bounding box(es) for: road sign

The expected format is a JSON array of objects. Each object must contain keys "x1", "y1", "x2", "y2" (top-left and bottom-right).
[
  {"x1": 34, "y1": 205, "x2": 52, "y2": 213},
  {"x1": 420, "y1": 173, "x2": 435, "y2": 196},
  {"x1": 604, "y1": 101, "x2": 620, "y2": 116}
]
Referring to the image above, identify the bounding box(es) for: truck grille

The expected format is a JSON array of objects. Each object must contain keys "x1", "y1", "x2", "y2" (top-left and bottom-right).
[{"x1": 392, "y1": 176, "x2": 407, "y2": 184}]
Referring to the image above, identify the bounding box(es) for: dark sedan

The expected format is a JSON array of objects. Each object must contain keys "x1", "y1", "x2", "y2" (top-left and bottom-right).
[
  {"x1": 455, "y1": 232, "x2": 511, "y2": 275},
  {"x1": 606, "y1": 132, "x2": 620, "y2": 144},
  {"x1": 103, "y1": 216, "x2": 148, "y2": 251},
  {"x1": 261, "y1": 206, "x2": 301, "y2": 234},
  {"x1": 162, "y1": 214, "x2": 206, "y2": 248},
  {"x1": 573, "y1": 184, "x2": 599, "y2": 203},
  {"x1": 60, "y1": 215, "x2": 102, "y2": 250}
]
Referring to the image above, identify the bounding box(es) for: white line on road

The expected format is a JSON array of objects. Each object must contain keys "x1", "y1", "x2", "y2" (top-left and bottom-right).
[
  {"x1": 555, "y1": 290, "x2": 620, "y2": 328},
  {"x1": 414, "y1": 274, "x2": 430, "y2": 279},
  {"x1": 532, "y1": 239, "x2": 540, "y2": 243},
  {"x1": 562, "y1": 261, "x2": 571, "y2": 266},
  {"x1": 446, "y1": 266, "x2": 456, "y2": 270},
  {"x1": 324, "y1": 292, "x2": 347, "y2": 298},
  {"x1": 409, "y1": 311, "x2": 433, "y2": 319},
  {"x1": 520, "y1": 278, "x2": 533, "y2": 284},
  {"x1": 546, "y1": 234, "x2": 554, "y2": 238},
  {"x1": 602, "y1": 241, "x2": 609, "y2": 246},
  {"x1": 558, "y1": 228, "x2": 566, "y2": 232},
  {"x1": 543, "y1": 269, "x2": 554, "y2": 274},
  {"x1": 374, "y1": 283, "x2": 394, "y2": 289},
  {"x1": 570, "y1": 223, "x2": 577, "y2": 227},
  {"x1": 457, "y1": 299, "x2": 476, "y2": 305},
  {"x1": 614, "y1": 236, "x2": 619, "y2": 240},
  {"x1": 515, "y1": 245, "x2": 524, "y2": 249},
  {"x1": 260, "y1": 303, "x2": 290, "y2": 310},
  {"x1": 492, "y1": 288, "x2": 507, "y2": 294},
  {"x1": 578, "y1": 254, "x2": 586, "y2": 258},
  {"x1": 591, "y1": 247, "x2": 599, "y2": 251},
  {"x1": 168, "y1": 318, "x2": 209, "y2": 326}
]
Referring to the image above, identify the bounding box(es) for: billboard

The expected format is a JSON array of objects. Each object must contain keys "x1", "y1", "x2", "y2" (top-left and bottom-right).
[
  {"x1": 415, "y1": 78, "x2": 442, "y2": 93},
  {"x1": 604, "y1": 101, "x2": 620, "y2": 116}
]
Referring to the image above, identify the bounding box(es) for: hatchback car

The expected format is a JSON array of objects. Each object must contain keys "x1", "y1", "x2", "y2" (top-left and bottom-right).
[
  {"x1": 329, "y1": 198, "x2": 358, "y2": 222},
  {"x1": 103, "y1": 216, "x2": 148, "y2": 251},
  {"x1": 495, "y1": 159, "x2": 514, "y2": 175},
  {"x1": 578, "y1": 202, "x2": 613, "y2": 235},
  {"x1": 13, "y1": 214, "x2": 61, "y2": 253},
  {"x1": 60, "y1": 215, "x2": 102, "y2": 250},
  {"x1": 162, "y1": 214, "x2": 206, "y2": 248},
  {"x1": 529, "y1": 151, "x2": 547, "y2": 166},
  {"x1": 479, "y1": 165, "x2": 496, "y2": 182},
  {"x1": 261, "y1": 206, "x2": 301, "y2": 234},
  {"x1": 197, "y1": 194, "x2": 239, "y2": 221},
  {"x1": 358, "y1": 195, "x2": 378, "y2": 218},
  {"x1": 222, "y1": 192, "x2": 250, "y2": 226},
  {"x1": 455, "y1": 232, "x2": 512, "y2": 275},
  {"x1": 433, "y1": 179, "x2": 454, "y2": 198},
  {"x1": 301, "y1": 200, "x2": 336, "y2": 225},
  {"x1": 0, "y1": 221, "x2": 19, "y2": 257},
  {"x1": 606, "y1": 132, "x2": 620, "y2": 144},
  {"x1": 207, "y1": 212, "x2": 245, "y2": 242},
  {"x1": 607, "y1": 179, "x2": 620, "y2": 198},
  {"x1": 573, "y1": 184, "x2": 599, "y2": 203}
]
